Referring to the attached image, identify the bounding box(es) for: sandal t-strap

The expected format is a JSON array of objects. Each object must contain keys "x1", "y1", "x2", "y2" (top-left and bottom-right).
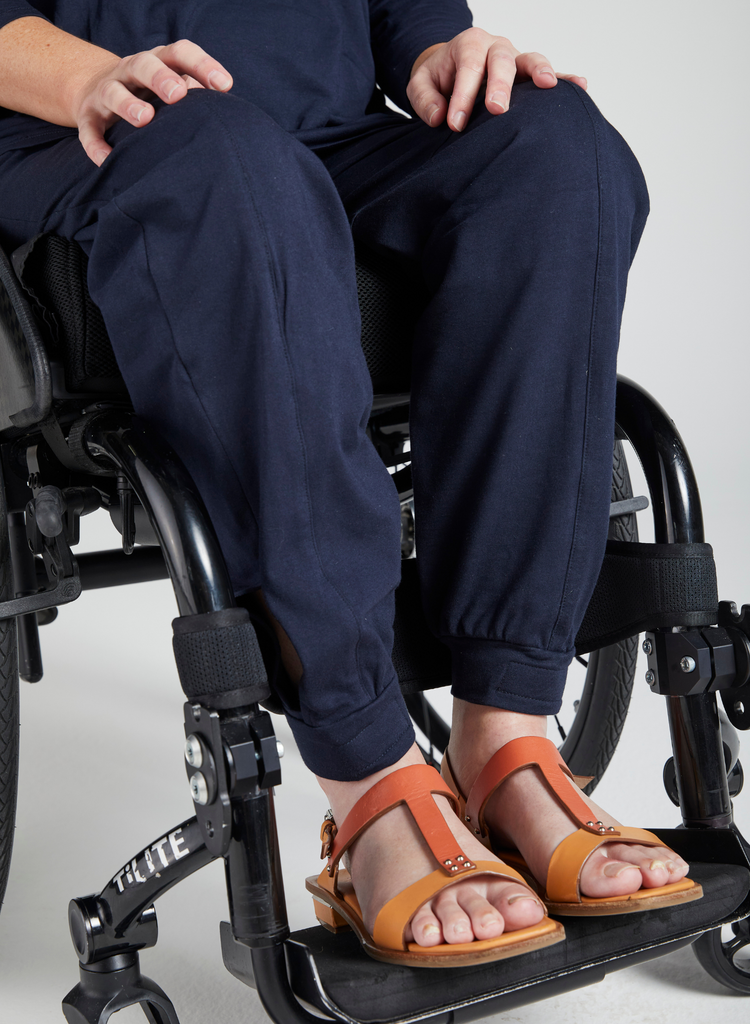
[
  {"x1": 306, "y1": 762, "x2": 565, "y2": 965},
  {"x1": 450, "y1": 736, "x2": 703, "y2": 916}
]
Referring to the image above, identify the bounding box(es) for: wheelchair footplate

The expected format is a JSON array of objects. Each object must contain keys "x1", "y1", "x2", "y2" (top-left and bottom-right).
[{"x1": 222, "y1": 830, "x2": 749, "y2": 1024}]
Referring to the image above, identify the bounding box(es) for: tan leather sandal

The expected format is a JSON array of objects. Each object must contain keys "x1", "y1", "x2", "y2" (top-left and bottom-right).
[
  {"x1": 441, "y1": 736, "x2": 703, "y2": 917},
  {"x1": 305, "y1": 763, "x2": 565, "y2": 966}
]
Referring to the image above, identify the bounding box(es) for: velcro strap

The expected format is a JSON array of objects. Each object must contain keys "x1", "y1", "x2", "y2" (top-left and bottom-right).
[
  {"x1": 172, "y1": 608, "x2": 270, "y2": 707},
  {"x1": 576, "y1": 540, "x2": 718, "y2": 654}
]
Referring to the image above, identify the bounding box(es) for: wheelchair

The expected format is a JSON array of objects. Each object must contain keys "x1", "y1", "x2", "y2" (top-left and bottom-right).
[{"x1": 0, "y1": 231, "x2": 749, "y2": 1024}]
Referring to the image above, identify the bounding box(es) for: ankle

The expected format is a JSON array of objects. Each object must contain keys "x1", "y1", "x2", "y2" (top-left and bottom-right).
[
  {"x1": 316, "y1": 743, "x2": 425, "y2": 824},
  {"x1": 447, "y1": 701, "x2": 547, "y2": 791}
]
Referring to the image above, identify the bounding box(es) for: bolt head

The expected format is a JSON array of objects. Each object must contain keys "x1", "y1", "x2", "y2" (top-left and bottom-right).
[
  {"x1": 189, "y1": 772, "x2": 209, "y2": 805},
  {"x1": 642, "y1": 639, "x2": 653, "y2": 655},
  {"x1": 680, "y1": 656, "x2": 696, "y2": 674},
  {"x1": 645, "y1": 670, "x2": 656, "y2": 686},
  {"x1": 185, "y1": 734, "x2": 203, "y2": 768}
]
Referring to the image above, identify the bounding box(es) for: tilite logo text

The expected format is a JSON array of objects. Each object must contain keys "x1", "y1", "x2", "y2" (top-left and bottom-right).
[{"x1": 111, "y1": 828, "x2": 190, "y2": 894}]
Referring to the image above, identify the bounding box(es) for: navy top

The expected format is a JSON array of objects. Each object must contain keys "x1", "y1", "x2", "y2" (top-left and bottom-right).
[{"x1": 0, "y1": 1, "x2": 472, "y2": 153}]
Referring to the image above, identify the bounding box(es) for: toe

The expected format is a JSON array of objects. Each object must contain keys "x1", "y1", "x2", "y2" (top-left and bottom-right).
[
  {"x1": 607, "y1": 844, "x2": 690, "y2": 889},
  {"x1": 495, "y1": 886, "x2": 545, "y2": 930},
  {"x1": 455, "y1": 887, "x2": 506, "y2": 940},
  {"x1": 408, "y1": 906, "x2": 444, "y2": 947},
  {"x1": 433, "y1": 892, "x2": 475, "y2": 944},
  {"x1": 580, "y1": 850, "x2": 644, "y2": 898}
]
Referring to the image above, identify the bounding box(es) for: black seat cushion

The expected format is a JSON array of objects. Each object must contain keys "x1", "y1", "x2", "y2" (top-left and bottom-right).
[{"x1": 13, "y1": 233, "x2": 427, "y2": 397}]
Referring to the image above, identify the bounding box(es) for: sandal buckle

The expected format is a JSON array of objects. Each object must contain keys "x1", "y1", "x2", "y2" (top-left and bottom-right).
[{"x1": 320, "y1": 812, "x2": 338, "y2": 861}]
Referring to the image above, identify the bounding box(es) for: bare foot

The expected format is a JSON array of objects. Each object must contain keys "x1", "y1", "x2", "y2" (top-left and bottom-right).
[
  {"x1": 317, "y1": 744, "x2": 545, "y2": 947},
  {"x1": 447, "y1": 701, "x2": 690, "y2": 900}
]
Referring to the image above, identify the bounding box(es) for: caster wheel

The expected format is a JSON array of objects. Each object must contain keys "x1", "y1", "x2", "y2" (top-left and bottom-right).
[{"x1": 693, "y1": 918, "x2": 750, "y2": 994}]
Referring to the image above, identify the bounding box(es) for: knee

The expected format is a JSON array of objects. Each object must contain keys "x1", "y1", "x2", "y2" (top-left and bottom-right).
[
  {"x1": 471, "y1": 81, "x2": 649, "y2": 243},
  {"x1": 106, "y1": 88, "x2": 301, "y2": 175}
]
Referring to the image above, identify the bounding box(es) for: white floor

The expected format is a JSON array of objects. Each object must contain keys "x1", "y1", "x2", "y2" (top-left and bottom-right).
[{"x1": 1, "y1": 511, "x2": 749, "y2": 1023}]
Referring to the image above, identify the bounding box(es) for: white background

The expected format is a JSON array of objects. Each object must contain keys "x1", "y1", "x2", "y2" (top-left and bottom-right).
[{"x1": 2, "y1": 1, "x2": 750, "y2": 1021}]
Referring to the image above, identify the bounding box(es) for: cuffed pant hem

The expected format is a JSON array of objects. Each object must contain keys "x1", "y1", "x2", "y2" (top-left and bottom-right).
[
  {"x1": 446, "y1": 637, "x2": 571, "y2": 717},
  {"x1": 285, "y1": 677, "x2": 415, "y2": 781}
]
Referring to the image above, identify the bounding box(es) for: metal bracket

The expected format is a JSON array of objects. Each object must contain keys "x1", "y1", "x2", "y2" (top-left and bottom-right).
[
  {"x1": 644, "y1": 628, "x2": 737, "y2": 697},
  {"x1": 183, "y1": 704, "x2": 233, "y2": 857},
  {"x1": 644, "y1": 608, "x2": 750, "y2": 731},
  {"x1": 0, "y1": 571, "x2": 80, "y2": 620},
  {"x1": 183, "y1": 704, "x2": 283, "y2": 856},
  {"x1": 717, "y1": 602, "x2": 750, "y2": 730}
]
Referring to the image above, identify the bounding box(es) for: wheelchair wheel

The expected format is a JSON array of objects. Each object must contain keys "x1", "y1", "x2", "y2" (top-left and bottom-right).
[
  {"x1": 557, "y1": 440, "x2": 639, "y2": 793},
  {"x1": 692, "y1": 920, "x2": 750, "y2": 994},
  {"x1": 0, "y1": 458, "x2": 19, "y2": 911}
]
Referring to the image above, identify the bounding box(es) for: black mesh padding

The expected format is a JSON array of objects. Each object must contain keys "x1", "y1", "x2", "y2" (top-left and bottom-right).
[
  {"x1": 13, "y1": 233, "x2": 124, "y2": 393},
  {"x1": 355, "y1": 246, "x2": 426, "y2": 392},
  {"x1": 393, "y1": 559, "x2": 451, "y2": 694},
  {"x1": 576, "y1": 540, "x2": 719, "y2": 654},
  {"x1": 12, "y1": 234, "x2": 425, "y2": 398},
  {"x1": 172, "y1": 609, "x2": 270, "y2": 706}
]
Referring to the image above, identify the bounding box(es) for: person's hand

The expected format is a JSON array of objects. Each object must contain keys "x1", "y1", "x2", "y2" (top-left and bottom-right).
[
  {"x1": 407, "y1": 27, "x2": 587, "y2": 132},
  {"x1": 69, "y1": 39, "x2": 233, "y2": 166}
]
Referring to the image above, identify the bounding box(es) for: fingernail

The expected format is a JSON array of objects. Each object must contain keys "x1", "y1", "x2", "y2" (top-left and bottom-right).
[
  {"x1": 488, "y1": 92, "x2": 508, "y2": 112},
  {"x1": 164, "y1": 81, "x2": 181, "y2": 100},
  {"x1": 128, "y1": 105, "x2": 145, "y2": 123},
  {"x1": 539, "y1": 65, "x2": 557, "y2": 80},
  {"x1": 507, "y1": 893, "x2": 541, "y2": 906},
  {"x1": 453, "y1": 110, "x2": 466, "y2": 131},
  {"x1": 603, "y1": 862, "x2": 638, "y2": 877},
  {"x1": 208, "y1": 71, "x2": 231, "y2": 90},
  {"x1": 426, "y1": 103, "x2": 439, "y2": 125},
  {"x1": 649, "y1": 859, "x2": 667, "y2": 872}
]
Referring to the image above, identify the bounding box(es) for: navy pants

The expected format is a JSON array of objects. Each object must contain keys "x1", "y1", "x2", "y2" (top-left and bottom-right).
[{"x1": 0, "y1": 82, "x2": 648, "y2": 780}]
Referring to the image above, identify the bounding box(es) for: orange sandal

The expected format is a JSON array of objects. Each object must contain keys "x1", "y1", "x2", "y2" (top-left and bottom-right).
[
  {"x1": 442, "y1": 737, "x2": 703, "y2": 917},
  {"x1": 305, "y1": 763, "x2": 565, "y2": 966}
]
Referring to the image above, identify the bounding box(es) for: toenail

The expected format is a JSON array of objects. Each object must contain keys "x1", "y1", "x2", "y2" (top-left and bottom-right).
[
  {"x1": 507, "y1": 893, "x2": 541, "y2": 906},
  {"x1": 424, "y1": 924, "x2": 440, "y2": 935},
  {"x1": 649, "y1": 859, "x2": 666, "y2": 871},
  {"x1": 603, "y1": 862, "x2": 638, "y2": 877}
]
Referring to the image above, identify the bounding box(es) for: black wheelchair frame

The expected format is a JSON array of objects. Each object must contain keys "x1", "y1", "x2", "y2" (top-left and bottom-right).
[{"x1": 1, "y1": 235, "x2": 749, "y2": 1023}]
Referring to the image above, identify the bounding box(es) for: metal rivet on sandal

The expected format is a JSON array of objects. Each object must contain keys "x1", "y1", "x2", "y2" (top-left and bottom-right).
[
  {"x1": 451, "y1": 865, "x2": 459, "y2": 871},
  {"x1": 465, "y1": 815, "x2": 471, "y2": 822},
  {"x1": 608, "y1": 826, "x2": 616, "y2": 832},
  {"x1": 587, "y1": 821, "x2": 595, "y2": 827},
  {"x1": 456, "y1": 855, "x2": 464, "y2": 862},
  {"x1": 474, "y1": 828, "x2": 481, "y2": 835},
  {"x1": 444, "y1": 859, "x2": 453, "y2": 866}
]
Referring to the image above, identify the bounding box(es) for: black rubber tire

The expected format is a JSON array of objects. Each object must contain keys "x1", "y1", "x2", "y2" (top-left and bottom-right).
[
  {"x1": 692, "y1": 921, "x2": 750, "y2": 994},
  {"x1": 558, "y1": 440, "x2": 639, "y2": 793},
  {"x1": 0, "y1": 457, "x2": 19, "y2": 912}
]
